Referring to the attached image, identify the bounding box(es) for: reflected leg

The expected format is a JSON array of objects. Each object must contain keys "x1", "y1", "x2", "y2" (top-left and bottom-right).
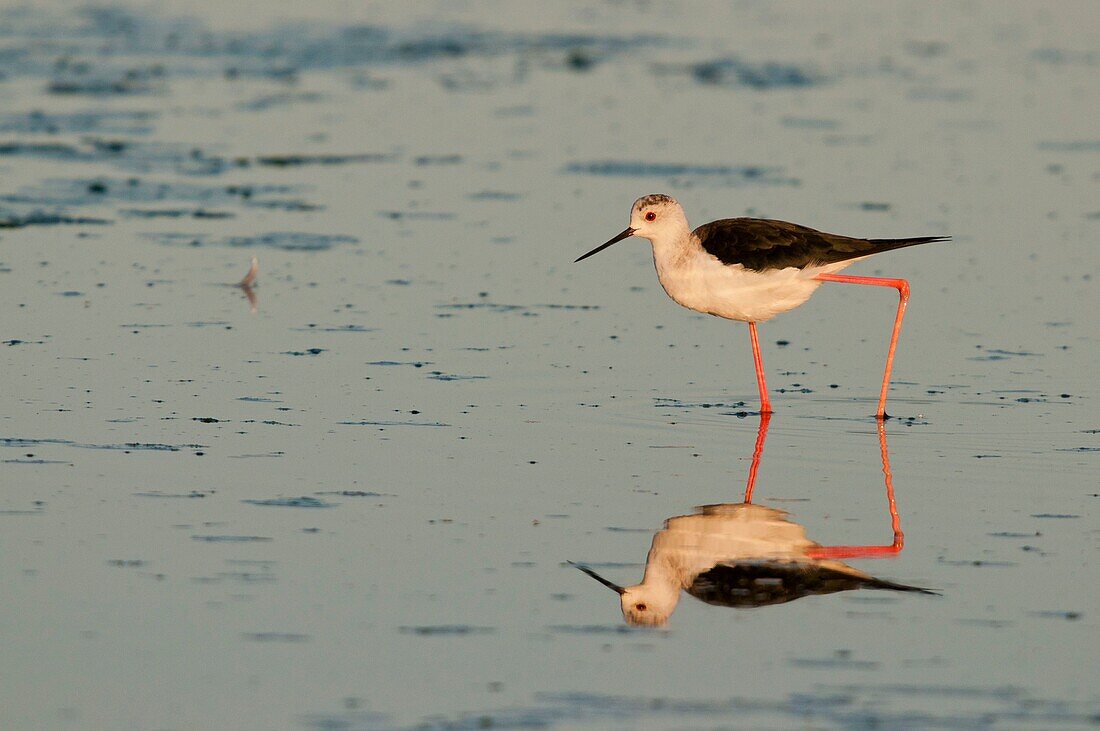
[
  {"x1": 808, "y1": 420, "x2": 904, "y2": 559},
  {"x1": 742, "y1": 412, "x2": 772, "y2": 503}
]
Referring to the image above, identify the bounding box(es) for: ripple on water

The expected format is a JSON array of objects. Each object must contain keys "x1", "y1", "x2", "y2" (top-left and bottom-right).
[
  {"x1": 242, "y1": 497, "x2": 336, "y2": 508},
  {"x1": 147, "y1": 232, "x2": 358, "y2": 251}
]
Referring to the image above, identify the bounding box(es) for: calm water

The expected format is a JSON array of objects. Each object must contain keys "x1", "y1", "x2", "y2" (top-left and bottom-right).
[{"x1": 2, "y1": 1, "x2": 1098, "y2": 728}]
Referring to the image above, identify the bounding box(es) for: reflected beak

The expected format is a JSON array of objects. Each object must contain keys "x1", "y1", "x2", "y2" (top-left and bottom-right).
[
  {"x1": 574, "y1": 227, "x2": 635, "y2": 263},
  {"x1": 568, "y1": 561, "x2": 626, "y2": 595}
]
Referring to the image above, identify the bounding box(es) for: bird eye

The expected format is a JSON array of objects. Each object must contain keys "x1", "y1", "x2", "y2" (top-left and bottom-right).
[
  {"x1": 644, "y1": 212, "x2": 656, "y2": 222},
  {"x1": 635, "y1": 603, "x2": 647, "y2": 611}
]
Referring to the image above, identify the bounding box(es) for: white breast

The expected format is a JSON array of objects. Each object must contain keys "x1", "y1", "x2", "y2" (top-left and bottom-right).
[{"x1": 653, "y1": 249, "x2": 844, "y2": 322}]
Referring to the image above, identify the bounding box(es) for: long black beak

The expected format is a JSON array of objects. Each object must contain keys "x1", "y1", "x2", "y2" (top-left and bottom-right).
[
  {"x1": 568, "y1": 561, "x2": 626, "y2": 594},
  {"x1": 574, "y1": 227, "x2": 635, "y2": 263}
]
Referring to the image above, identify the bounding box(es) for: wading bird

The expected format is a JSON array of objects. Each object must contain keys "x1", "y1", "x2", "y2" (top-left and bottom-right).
[{"x1": 575, "y1": 195, "x2": 949, "y2": 418}]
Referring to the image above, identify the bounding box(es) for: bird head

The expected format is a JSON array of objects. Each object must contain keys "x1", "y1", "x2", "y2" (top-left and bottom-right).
[
  {"x1": 574, "y1": 194, "x2": 688, "y2": 262},
  {"x1": 570, "y1": 561, "x2": 680, "y2": 627}
]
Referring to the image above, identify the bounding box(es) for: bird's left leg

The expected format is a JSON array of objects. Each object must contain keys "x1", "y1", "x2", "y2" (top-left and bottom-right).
[
  {"x1": 748, "y1": 322, "x2": 773, "y2": 415},
  {"x1": 814, "y1": 273, "x2": 910, "y2": 419}
]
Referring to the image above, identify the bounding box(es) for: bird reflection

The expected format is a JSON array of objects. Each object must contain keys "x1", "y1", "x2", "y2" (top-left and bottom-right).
[
  {"x1": 572, "y1": 418, "x2": 935, "y2": 626},
  {"x1": 238, "y1": 256, "x2": 258, "y2": 313}
]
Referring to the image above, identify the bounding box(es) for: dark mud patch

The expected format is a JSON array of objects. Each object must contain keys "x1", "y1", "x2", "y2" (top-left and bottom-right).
[
  {"x1": 378, "y1": 210, "x2": 456, "y2": 221},
  {"x1": 119, "y1": 208, "x2": 234, "y2": 219},
  {"x1": 1028, "y1": 610, "x2": 1082, "y2": 621},
  {"x1": 427, "y1": 372, "x2": 488, "y2": 381},
  {"x1": 315, "y1": 490, "x2": 386, "y2": 498},
  {"x1": 1032, "y1": 48, "x2": 1100, "y2": 66},
  {"x1": 238, "y1": 92, "x2": 325, "y2": 111},
  {"x1": 255, "y1": 152, "x2": 395, "y2": 167},
  {"x1": 399, "y1": 625, "x2": 494, "y2": 636},
  {"x1": 241, "y1": 632, "x2": 310, "y2": 643},
  {"x1": 292, "y1": 325, "x2": 375, "y2": 333},
  {"x1": 0, "y1": 138, "x2": 233, "y2": 175},
  {"x1": 780, "y1": 116, "x2": 840, "y2": 130},
  {"x1": 300, "y1": 711, "x2": 389, "y2": 730},
  {"x1": 0, "y1": 110, "x2": 157, "y2": 135},
  {"x1": 789, "y1": 651, "x2": 880, "y2": 671},
  {"x1": 654, "y1": 398, "x2": 749, "y2": 410},
  {"x1": 1037, "y1": 140, "x2": 1100, "y2": 152},
  {"x1": 546, "y1": 625, "x2": 640, "y2": 635},
  {"x1": 937, "y1": 558, "x2": 1017, "y2": 567},
  {"x1": 366, "y1": 360, "x2": 432, "y2": 367},
  {"x1": 148, "y1": 232, "x2": 357, "y2": 251},
  {"x1": 0, "y1": 5, "x2": 669, "y2": 80},
  {"x1": 339, "y1": 420, "x2": 450, "y2": 427},
  {"x1": 969, "y1": 347, "x2": 1041, "y2": 361},
  {"x1": 677, "y1": 57, "x2": 823, "y2": 89},
  {"x1": 0, "y1": 504, "x2": 47, "y2": 516},
  {"x1": 0, "y1": 437, "x2": 206, "y2": 452},
  {"x1": 565, "y1": 160, "x2": 798, "y2": 186},
  {"x1": 3, "y1": 178, "x2": 311, "y2": 210},
  {"x1": 437, "y1": 302, "x2": 599, "y2": 315},
  {"x1": 426, "y1": 686, "x2": 1100, "y2": 729},
  {"x1": 0, "y1": 210, "x2": 112, "y2": 228},
  {"x1": 469, "y1": 189, "x2": 522, "y2": 201},
  {"x1": 133, "y1": 491, "x2": 210, "y2": 499},
  {"x1": 243, "y1": 496, "x2": 335, "y2": 508}
]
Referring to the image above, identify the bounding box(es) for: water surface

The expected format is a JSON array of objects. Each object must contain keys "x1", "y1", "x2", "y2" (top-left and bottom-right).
[{"x1": 2, "y1": 1, "x2": 1099, "y2": 728}]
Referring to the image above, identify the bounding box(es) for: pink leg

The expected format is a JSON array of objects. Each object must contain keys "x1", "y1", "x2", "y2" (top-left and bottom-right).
[
  {"x1": 807, "y1": 420, "x2": 904, "y2": 559},
  {"x1": 742, "y1": 412, "x2": 771, "y2": 503},
  {"x1": 815, "y1": 273, "x2": 910, "y2": 419},
  {"x1": 748, "y1": 322, "x2": 772, "y2": 415}
]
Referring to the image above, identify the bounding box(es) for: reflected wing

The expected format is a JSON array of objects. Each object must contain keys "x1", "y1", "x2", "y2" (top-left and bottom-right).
[
  {"x1": 687, "y1": 560, "x2": 934, "y2": 608},
  {"x1": 693, "y1": 218, "x2": 949, "y2": 272}
]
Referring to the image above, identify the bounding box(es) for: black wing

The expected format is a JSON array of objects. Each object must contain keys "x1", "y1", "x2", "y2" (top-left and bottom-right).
[
  {"x1": 694, "y1": 218, "x2": 949, "y2": 272},
  {"x1": 686, "y1": 561, "x2": 936, "y2": 609}
]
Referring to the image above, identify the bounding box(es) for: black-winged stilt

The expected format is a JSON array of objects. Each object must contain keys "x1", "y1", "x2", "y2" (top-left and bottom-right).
[{"x1": 575, "y1": 194, "x2": 949, "y2": 418}]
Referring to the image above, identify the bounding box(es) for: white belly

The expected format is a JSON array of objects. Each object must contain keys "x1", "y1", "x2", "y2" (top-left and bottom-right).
[{"x1": 654, "y1": 251, "x2": 853, "y2": 322}]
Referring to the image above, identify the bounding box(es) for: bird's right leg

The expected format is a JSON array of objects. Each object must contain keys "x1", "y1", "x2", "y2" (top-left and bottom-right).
[{"x1": 748, "y1": 322, "x2": 773, "y2": 415}]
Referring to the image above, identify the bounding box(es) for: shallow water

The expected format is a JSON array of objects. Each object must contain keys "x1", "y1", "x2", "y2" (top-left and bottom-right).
[{"x1": 2, "y1": 1, "x2": 1099, "y2": 728}]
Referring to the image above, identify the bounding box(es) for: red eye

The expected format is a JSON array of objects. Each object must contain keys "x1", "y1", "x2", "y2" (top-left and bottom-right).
[{"x1": 644, "y1": 211, "x2": 656, "y2": 222}]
